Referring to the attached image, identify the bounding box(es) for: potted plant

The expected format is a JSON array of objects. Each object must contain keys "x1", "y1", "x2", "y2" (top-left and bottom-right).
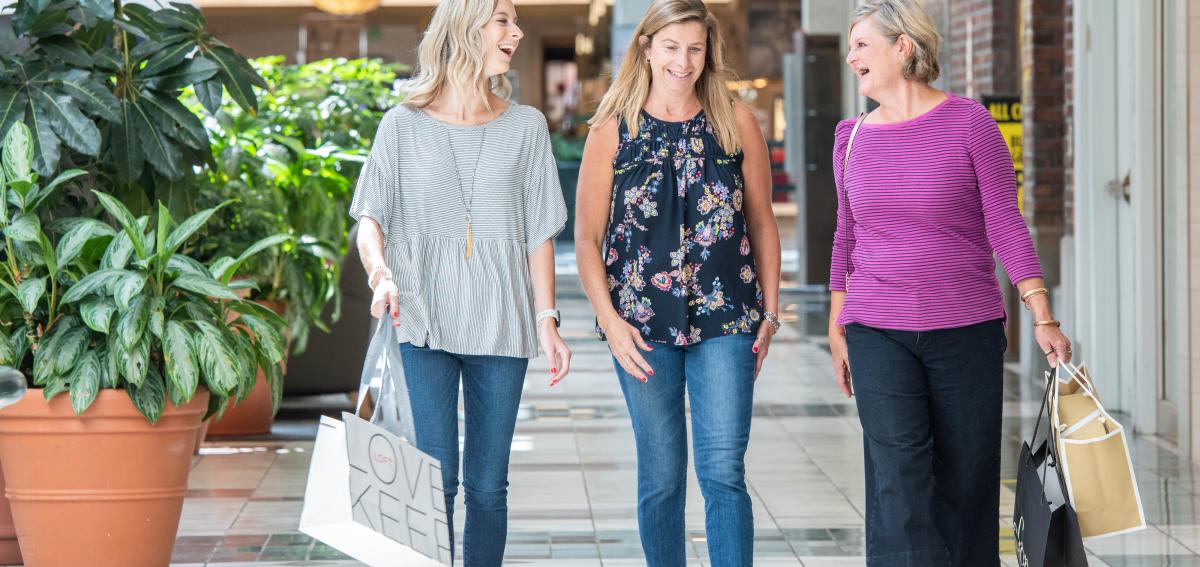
[
  {"x1": 192, "y1": 57, "x2": 406, "y2": 434},
  {"x1": 196, "y1": 56, "x2": 409, "y2": 354},
  {"x1": 0, "y1": 1, "x2": 281, "y2": 564},
  {"x1": 0, "y1": 121, "x2": 288, "y2": 567}
]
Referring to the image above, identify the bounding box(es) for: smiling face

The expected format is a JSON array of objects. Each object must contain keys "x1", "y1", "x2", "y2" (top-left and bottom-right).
[
  {"x1": 481, "y1": 0, "x2": 523, "y2": 77},
  {"x1": 846, "y1": 16, "x2": 907, "y2": 99},
  {"x1": 644, "y1": 20, "x2": 708, "y2": 99}
]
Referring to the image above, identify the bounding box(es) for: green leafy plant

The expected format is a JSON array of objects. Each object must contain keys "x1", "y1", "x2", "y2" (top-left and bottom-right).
[
  {"x1": 0, "y1": 122, "x2": 287, "y2": 422},
  {"x1": 0, "y1": 0, "x2": 265, "y2": 210},
  {"x1": 188, "y1": 57, "x2": 407, "y2": 353}
]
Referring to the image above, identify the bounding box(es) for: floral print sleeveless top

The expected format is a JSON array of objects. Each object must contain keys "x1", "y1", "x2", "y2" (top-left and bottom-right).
[{"x1": 600, "y1": 110, "x2": 764, "y2": 346}]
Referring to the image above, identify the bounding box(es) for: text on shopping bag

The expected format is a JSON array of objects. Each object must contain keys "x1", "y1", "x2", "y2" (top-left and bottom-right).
[{"x1": 343, "y1": 413, "x2": 452, "y2": 563}]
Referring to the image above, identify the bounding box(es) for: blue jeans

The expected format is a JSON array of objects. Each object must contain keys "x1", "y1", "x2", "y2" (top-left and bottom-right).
[
  {"x1": 400, "y1": 342, "x2": 528, "y2": 567},
  {"x1": 611, "y1": 333, "x2": 756, "y2": 567},
  {"x1": 845, "y1": 319, "x2": 1006, "y2": 567}
]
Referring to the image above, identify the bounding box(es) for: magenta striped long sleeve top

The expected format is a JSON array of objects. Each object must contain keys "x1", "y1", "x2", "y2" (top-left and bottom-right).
[{"x1": 829, "y1": 94, "x2": 1043, "y2": 331}]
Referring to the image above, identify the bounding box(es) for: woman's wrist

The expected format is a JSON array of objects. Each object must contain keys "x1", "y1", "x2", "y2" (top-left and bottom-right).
[
  {"x1": 538, "y1": 319, "x2": 560, "y2": 336},
  {"x1": 597, "y1": 310, "x2": 623, "y2": 332},
  {"x1": 1027, "y1": 299, "x2": 1053, "y2": 321}
]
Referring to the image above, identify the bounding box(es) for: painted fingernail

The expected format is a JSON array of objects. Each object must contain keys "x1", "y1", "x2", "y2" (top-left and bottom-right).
[
  {"x1": 648, "y1": 370, "x2": 654, "y2": 376},
  {"x1": 551, "y1": 367, "x2": 558, "y2": 373},
  {"x1": 753, "y1": 346, "x2": 759, "y2": 353}
]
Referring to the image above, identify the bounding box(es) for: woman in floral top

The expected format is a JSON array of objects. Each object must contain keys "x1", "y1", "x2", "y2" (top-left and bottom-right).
[{"x1": 574, "y1": 1, "x2": 781, "y2": 564}]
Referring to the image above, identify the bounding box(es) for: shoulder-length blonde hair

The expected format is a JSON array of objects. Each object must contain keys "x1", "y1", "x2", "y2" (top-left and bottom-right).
[
  {"x1": 403, "y1": 0, "x2": 511, "y2": 110},
  {"x1": 589, "y1": 0, "x2": 740, "y2": 154}
]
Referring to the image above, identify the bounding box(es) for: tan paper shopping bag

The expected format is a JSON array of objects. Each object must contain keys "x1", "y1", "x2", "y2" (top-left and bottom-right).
[{"x1": 1050, "y1": 362, "x2": 1146, "y2": 540}]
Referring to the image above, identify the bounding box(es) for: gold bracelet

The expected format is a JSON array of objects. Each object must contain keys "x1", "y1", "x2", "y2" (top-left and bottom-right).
[
  {"x1": 1021, "y1": 287, "x2": 1049, "y2": 303},
  {"x1": 1034, "y1": 319, "x2": 1061, "y2": 327}
]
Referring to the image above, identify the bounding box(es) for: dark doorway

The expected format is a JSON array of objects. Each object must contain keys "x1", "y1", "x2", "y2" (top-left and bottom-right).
[{"x1": 802, "y1": 35, "x2": 843, "y2": 286}]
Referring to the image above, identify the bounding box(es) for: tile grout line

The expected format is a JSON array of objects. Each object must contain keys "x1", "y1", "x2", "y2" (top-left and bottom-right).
[
  {"x1": 251, "y1": 449, "x2": 282, "y2": 563},
  {"x1": 563, "y1": 378, "x2": 606, "y2": 566},
  {"x1": 769, "y1": 342, "x2": 868, "y2": 522},
  {"x1": 743, "y1": 474, "x2": 805, "y2": 565},
  {"x1": 745, "y1": 378, "x2": 808, "y2": 565}
]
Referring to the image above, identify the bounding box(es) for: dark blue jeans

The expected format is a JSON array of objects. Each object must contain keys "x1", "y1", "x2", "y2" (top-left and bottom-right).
[
  {"x1": 845, "y1": 319, "x2": 1006, "y2": 567},
  {"x1": 612, "y1": 333, "x2": 756, "y2": 567},
  {"x1": 400, "y1": 342, "x2": 529, "y2": 567}
]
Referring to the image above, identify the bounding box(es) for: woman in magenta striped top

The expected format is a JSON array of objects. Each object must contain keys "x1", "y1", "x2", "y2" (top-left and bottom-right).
[
  {"x1": 828, "y1": 93, "x2": 1043, "y2": 329},
  {"x1": 827, "y1": 1, "x2": 1073, "y2": 566}
]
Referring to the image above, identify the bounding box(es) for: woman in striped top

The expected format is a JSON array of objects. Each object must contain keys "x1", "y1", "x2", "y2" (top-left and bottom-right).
[
  {"x1": 576, "y1": 1, "x2": 781, "y2": 564},
  {"x1": 351, "y1": 0, "x2": 570, "y2": 564},
  {"x1": 828, "y1": 1, "x2": 1072, "y2": 565}
]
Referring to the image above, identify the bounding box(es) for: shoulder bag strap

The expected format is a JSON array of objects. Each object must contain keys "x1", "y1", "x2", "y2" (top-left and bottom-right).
[{"x1": 841, "y1": 112, "x2": 868, "y2": 291}]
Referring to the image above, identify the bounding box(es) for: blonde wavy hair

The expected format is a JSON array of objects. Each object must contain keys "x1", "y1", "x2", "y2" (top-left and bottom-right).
[
  {"x1": 589, "y1": 0, "x2": 740, "y2": 154},
  {"x1": 404, "y1": 0, "x2": 511, "y2": 110}
]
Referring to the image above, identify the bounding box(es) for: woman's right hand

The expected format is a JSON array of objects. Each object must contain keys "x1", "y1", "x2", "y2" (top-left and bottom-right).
[
  {"x1": 371, "y1": 277, "x2": 401, "y2": 326},
  {"x1": 601, "y1": 315, "x2": 654, "y2": 382},
  {"x1": 830, "y1": 326, "x2": 852, "y2": 398}
]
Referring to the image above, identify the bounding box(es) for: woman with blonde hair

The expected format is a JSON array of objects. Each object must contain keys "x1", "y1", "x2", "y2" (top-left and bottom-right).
[
  {"x1": 350, "y1": 0, "x2": 571, "y2": 563},
  {"x1": 828, "y1": 0, "x2": 1071, "y2": 564},
  {"x1": 575, "y1": 0, "x2": 781, "y2": 564}
]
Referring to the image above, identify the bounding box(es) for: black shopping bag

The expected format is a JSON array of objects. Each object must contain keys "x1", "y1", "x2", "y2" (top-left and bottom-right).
[{"x1": 1013, "y1": 378, "x2": 1088, "y2": 567}]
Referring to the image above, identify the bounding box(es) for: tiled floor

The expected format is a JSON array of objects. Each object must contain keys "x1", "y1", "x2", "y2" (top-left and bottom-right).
[{"x1": 165, "y1": 282, "x2": 1200, "y2": 566}]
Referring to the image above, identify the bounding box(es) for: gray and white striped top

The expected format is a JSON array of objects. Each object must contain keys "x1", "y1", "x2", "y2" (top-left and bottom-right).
[{"x1": 349, "y1": 103, "x2": 568, "y2": 359}]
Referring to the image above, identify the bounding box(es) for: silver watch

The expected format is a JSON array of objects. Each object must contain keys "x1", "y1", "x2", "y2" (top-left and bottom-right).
[{"x1": 764, "y1": 311, "x2": 781, "y2": 331}]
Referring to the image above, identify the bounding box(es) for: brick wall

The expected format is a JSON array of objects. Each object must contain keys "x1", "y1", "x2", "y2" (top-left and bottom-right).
[
  {"x1": 1021, "y1": 0, "x2": 1066, "y2": 241},
  {"x1": 944, "y1": 0, "x2": 1021, "y2": 97},
  {"x1": 1063, "y1": 0, "x2": 1073, "y2": 236}
]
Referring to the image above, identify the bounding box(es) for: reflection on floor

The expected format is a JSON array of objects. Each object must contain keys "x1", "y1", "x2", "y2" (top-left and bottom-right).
[{"x1": 167, "y1": 290, "x2": 1200, "y2": 566}]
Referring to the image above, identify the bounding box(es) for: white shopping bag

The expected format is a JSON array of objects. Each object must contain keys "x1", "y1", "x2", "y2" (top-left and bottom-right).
[{"x1": 300, "y1": 321, "x2": 452, "y2": 566}]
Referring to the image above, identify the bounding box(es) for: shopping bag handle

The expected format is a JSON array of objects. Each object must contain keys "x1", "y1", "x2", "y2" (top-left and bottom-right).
[
  {"x1": 1055, "y1": 361, "x2": 1098, "y2": 396},
  {"x1": 1049, "y1": 360, "x2": 1106, "y2": 438},
  {"x1": 353, "y1": 319, "x2": 418, "y2": 442},
  {"x1": 355, "y1": 318, "x2": 392, "y2": 418},
  {"x1": 1031, "y1": 371, "x2": 1072, "y2": 504},
  {"x1": 1030, "y1": 374, "x2": 1053, "y2": 449}
]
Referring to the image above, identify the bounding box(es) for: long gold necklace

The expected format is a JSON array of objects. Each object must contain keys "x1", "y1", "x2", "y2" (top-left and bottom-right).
[{"x1": 445, "y1": 124, "x2": 488, "y2": 258}]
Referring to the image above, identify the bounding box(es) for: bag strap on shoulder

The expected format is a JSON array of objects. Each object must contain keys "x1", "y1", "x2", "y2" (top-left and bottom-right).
[{"x1": 841, "y1": 112, "x2": 868, "y2": 291}]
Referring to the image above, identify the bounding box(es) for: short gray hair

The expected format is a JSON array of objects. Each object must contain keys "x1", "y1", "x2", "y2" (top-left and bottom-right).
[{"x1": 852, "y1": 0, "x2": 941, "y2": 84}]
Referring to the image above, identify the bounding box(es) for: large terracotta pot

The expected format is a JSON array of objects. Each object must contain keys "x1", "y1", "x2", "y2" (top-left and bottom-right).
[
  {"x1": 205, "y1": 372, "x2": 273, "y2": 436},
  {"x1": 193, "y1": 417, "x2": 212, "y2": 455},
  {"x1": 0, "y1": 389, "x2": 208, "y2": 567},
  {"x1": 0, "y1": 466, "x2": 20, "y2": 565}
]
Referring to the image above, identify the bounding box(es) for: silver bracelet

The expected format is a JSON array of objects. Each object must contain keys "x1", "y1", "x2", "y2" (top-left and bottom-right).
[
  {"x1": 536, "y1": 308, "x2": 561, "y2": 327},
  {"x1": 368, "y1": 266, "x2": 391, "y2": 291}
]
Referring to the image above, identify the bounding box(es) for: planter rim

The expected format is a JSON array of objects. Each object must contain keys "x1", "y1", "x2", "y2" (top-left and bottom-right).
[{"x1": 0, "y1": 389, "x2": 209, "y2": 421}]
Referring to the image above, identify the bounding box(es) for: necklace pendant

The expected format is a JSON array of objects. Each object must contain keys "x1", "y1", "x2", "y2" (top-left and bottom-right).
[{"x1": 465, "y1": 221, "x2": 474, "y2": 258}]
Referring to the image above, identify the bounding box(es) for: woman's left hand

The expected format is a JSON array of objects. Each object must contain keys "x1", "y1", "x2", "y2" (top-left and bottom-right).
[
  {"x1": 539, "y1": 324, "x2": 572, "y2": 386},
  {"x1": 752, "y1": 320, "x2": 776, "y2": 379},
  {"x1": 1035, "y1": 324, "x2": 1072, "y2": 368}
]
